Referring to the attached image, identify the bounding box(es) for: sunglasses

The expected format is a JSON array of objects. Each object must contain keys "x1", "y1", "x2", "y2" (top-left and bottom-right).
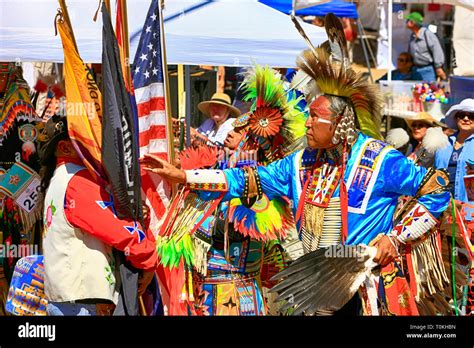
[
  {"x1": 411, "y1": 122, "x2": 429, "y2": 129},
  {"x1": 455, "y1": 112, "x2": 474, "y2": 121}
]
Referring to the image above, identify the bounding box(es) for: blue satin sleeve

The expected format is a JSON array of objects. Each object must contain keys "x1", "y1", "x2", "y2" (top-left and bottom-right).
[
  {"x1": 196, "y1": 154, "x2": 296, "y2": 202},
  {"x1": 380, "y1": 149, "x2": 427, "y2": 197},
  {"x1": 257, "y1": 153, "x2": 295, "y2": 199},
  {"x1": 381, "y1": 149, "x2": 450, "y2": 218},
  {"x1": 418, "y1": 191, "x2": 451, "y2": 218}
]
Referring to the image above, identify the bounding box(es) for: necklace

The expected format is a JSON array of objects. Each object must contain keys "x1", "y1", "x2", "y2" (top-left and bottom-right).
[{"x1": 454, "y1": 140, "x2": 464, "y2": 150}]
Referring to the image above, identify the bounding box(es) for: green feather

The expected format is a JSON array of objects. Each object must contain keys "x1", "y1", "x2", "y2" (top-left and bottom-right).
[{"x1": 157, "y1": 234, "x2": 195, "y2": 269}]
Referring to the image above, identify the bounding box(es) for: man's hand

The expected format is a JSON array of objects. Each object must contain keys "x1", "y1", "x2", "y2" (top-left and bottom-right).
[
  {"x1": 138, "y1": 270, "x2": 155, "y2": 296},
  {"x1": 436, "y1": 67, "x2": 447, "y2": 81},
  {"x1": 373, "y1": 235, "x2": 399, "y2": 266},
  {"x1": 140, "y1": 154, "x2": 186, "y2": 184}
]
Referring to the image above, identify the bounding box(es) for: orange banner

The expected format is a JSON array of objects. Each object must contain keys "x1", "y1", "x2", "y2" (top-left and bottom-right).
[{"x1": 57, "y1": 17, "x2": 106, "y2": 184}]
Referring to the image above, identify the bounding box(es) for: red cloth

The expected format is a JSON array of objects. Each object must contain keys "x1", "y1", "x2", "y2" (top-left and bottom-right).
[
  {"x1": 378, "y1": 262, "x2": 419, "y2": 316},
  {"x1": 155, "y1": 262, "x2": 188, "y2": 315},
  {"x1": 63, "y1": 165, "x2": 158, "y2": 271}
]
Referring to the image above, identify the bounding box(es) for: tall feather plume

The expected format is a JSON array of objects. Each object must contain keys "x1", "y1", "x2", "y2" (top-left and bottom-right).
[
  {"x1": 324, "y1": 13, "x2": 349, "y2": 69},
  {"x1": 242, "y1": 65, "x2": 285, "y2": 110},
  {"x1": 296, "y1": 47, "x2": 384, "y2": 140}
]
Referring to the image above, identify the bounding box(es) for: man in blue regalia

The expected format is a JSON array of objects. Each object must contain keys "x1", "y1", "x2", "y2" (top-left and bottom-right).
[{"x1": 141, "y1": 46, "x2": 452, "y2": 315}]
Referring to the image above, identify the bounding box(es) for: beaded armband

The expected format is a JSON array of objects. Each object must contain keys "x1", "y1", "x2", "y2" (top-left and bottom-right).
[
  {"x1": 415, "y1": 168, "x2": 449, "y2": 197},
  {"x1": 184, "y1": 170, "x2": 228, "y2": 191},
  {"x1": 390, "y1": 202, "x2": 438, "y2": 244}
]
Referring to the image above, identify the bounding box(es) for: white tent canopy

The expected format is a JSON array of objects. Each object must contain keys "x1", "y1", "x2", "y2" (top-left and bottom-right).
[
  {"x1": 391, "y1": 0, "x2": 474, "y2": 11},
  {"x1": 0, "y1": 0, "x2": 327, "y2": 67}
]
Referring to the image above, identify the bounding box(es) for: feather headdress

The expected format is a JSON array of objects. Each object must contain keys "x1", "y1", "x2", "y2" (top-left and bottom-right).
[
  {"x1": 234, "y1": 65, "x2": 307, "y2": 155},
  {"x1": 227, "y1": 66, "x2": 303, "y2": 240},
  {"x1": 296, "y1": 46, "x2": 384, "y2": 140}
]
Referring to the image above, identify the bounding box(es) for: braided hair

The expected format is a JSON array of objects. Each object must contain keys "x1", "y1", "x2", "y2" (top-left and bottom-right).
[{"x1": 325, "y1": 95, "x2": 358, "y2": 146}]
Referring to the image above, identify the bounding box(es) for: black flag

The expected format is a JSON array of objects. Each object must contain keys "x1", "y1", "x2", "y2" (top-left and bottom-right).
[
  {"x1": 101, "y1": 4, "x2": 143, "y2": 223},
  {"x1": 101, "y1": 4, "x2": 144, "y2": 316}
]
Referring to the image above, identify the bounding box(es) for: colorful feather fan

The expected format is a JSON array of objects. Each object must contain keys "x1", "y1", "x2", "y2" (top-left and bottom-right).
[
  {"x1": 156, "y1": 146, "x2": 220, "y2": 272},
  {"x1": 228, "y1": 195, "x2": 294, "y2": 242},
  {"x1": 156, "y1": 189, "x2": 216, "y2": 268}
]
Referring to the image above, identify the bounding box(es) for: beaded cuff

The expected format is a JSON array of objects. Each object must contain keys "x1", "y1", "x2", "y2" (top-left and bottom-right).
[
  {"x1": 184, "y1": 170, "x2": 228, "y2": 192},
  {"x1": 390, "y1": 202, "x2": 438, "y2": 244}
]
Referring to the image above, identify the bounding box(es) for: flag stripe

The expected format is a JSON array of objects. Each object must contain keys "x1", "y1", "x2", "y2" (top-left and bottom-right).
[
  {"x1": 138, "y1": 110, "x2": 167, "y2": 131},
  {"x1": 135, "y1": 83, "x2": 164, "y2": 103},
  {"x1": 139, "y1": 139, "x2": 168, "y2": 157},
  {"x1": 139, "y1": 124, "x2": 166, "y2": 147},
  {"x1": 137, "y1": 97, "x2": 165, "y2": 118}
]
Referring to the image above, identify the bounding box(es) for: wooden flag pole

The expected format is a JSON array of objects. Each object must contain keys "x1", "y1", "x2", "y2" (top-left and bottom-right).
[
  {"x1": 158, "y1": 0, "x2": 175, "y2": 166},
  {"x1": 178, "y1": 64, "x2": 185, "y2": 151},
  {"x1": 58, "y1": 0, "x2": 78, "y2": 52},
  {"x1": 119, "y1": 0, "x2": 132, "y2": 88}
]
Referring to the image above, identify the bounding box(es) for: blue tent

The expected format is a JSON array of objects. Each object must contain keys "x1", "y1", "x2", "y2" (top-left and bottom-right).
[{"x1": 259, "y1": 0, "x2": 358, "y2": 18}]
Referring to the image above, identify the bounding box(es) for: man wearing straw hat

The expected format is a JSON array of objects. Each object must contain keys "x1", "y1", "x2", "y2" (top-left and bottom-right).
[{"x1": 195, "y1": 92, "x2": 240, "y2": 146}]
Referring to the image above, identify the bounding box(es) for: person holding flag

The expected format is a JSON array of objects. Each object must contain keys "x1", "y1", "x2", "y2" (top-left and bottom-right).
[
  {"x1": 39, "y1": 115, "x2": 158, "y2": 316},
  {"x1": 45, "y1": 2, "x2": 160, "y2": 316}
]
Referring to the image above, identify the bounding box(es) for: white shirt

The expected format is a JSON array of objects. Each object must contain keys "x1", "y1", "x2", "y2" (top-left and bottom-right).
[{"x1": 197, "y1": 118, "x2": 235, "y2": 145}]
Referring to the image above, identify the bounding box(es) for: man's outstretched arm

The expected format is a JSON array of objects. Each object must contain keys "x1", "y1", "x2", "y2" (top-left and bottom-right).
[{"x1": 140, "y1": 152, "x2": 296, "y2": 201}]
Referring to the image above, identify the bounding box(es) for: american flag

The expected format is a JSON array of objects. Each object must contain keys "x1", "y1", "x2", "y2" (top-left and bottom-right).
[{"x1": 132, "y1": 0, "x2": 171, "y2": 233}]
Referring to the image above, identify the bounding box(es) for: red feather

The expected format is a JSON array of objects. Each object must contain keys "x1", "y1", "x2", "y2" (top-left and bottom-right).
[
  {"x1": 34, "y1": 79, "x2": 48, "y2": 93},
  {"x1": 179, "y1": 146, "x2": 218, "y2": 170},
  {"x1": 51, "y1": 83, "x2": 65, "y2": 98}
]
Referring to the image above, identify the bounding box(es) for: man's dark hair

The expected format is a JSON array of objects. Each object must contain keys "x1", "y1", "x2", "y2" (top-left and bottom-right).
[{"x1": 37, "y1": 115, "x2": 69, "y2": 193}]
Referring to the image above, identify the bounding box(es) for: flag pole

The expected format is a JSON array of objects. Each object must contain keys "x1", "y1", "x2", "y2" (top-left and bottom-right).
[
  {"x1": 387, "y1": 0, "x2": 393, "y2": 82},
  {"x1": 119, "y1": 0, "x2": 132, "y2": 88},
  {"x1": 158, "y1": 0, "x2": 175, "y2": 165},
  {"x1": 58, "y1": 0, "x2": 78, "y2": 52},
  {"x1": 178, "y1": 64, "x2": 185, "y2": 151}
]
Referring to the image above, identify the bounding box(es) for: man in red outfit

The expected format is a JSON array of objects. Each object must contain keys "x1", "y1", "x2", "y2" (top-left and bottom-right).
[{"x1": 38, "y1": 115, "x2": 158, "y2": 315}]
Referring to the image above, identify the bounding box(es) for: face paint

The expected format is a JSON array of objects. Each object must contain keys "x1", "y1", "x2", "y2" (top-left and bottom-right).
[{"x1": 305, "y1": 96, "x2": 339, "y2": 149}]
